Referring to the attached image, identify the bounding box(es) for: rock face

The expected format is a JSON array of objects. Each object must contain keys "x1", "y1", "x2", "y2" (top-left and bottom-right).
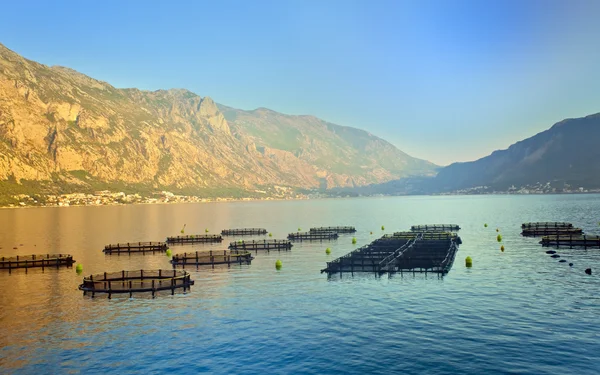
[
  {"x1": 434, "y1": 113, "x2": 600, "y2": 190},
  {"x1": 0, "y1": 43, "x2": 437, "y2": 195}
]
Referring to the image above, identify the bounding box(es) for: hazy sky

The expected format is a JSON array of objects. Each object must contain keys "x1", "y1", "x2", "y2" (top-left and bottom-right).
[{"x1": 2, "y1": 0, "x2": 600, "y2": 165}]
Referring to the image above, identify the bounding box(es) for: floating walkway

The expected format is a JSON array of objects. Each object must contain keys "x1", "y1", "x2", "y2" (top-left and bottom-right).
[
  {"x1": 522, "y1": 227, "x2": 583, "y2": 237},
  {"x1": 540, "y1": 235, "x2": 600, "y2": 248},
  {"x1": 310, "y1": 226, "x2": 356, "y2": 233},
  {"x1": 522, "y1": 222, "x2": 573, "y2": 229},
  {"x1": 79, "y1": 269, "x2": 194, "y2": 297},
  {"x1": 411, "y1": 224, "x2": 460, "y2": 232},
  {"x1": 103, "y1": 242, "x2": 167, "y2": 254},
  {"x1": 166, "y1": 234, "x2": 223, "y2": 244},
  {"x1": 170, "y1": 250, "x2": 254, "y2": 267},
  {"x1": 229, "y1": 239, "x2": 292, "y2": 251},
  {"x1": 0, "y1": 254, "x2": 75, "y2": 270},
  {"x1": 322, "y1": 229, "x2": 461, "y2": 275},
  {"x1": 221, "y1": 228, "x2": 267, "y2": 236},
  {"x1": 288, "y1": 232, "x2": 339, "y2": 241}
]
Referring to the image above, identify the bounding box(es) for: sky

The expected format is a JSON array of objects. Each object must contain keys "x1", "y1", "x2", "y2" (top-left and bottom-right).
[{"x1": 1, "y1": 0, "x2": 600, "y2": 165}]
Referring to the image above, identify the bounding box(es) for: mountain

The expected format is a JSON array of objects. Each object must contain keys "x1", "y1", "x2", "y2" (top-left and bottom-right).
[
  {"x1": 434, "y1": 113, "x2": 600, "y2": 191},
  {"x1": 0, "y1": 43, "x2": 436, "y2": 199},
  {"x1": 219, "y1": 105, "x2": 437, "y2": 188}
]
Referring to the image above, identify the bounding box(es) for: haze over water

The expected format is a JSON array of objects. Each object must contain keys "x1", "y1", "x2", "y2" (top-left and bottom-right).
[{"x1": 0, "y1": 195, "x2": 599, "y2": 374}]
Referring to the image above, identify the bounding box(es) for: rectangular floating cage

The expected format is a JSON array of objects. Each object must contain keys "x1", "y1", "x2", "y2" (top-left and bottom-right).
[
  {"x1": 539, "y1": 235, "x2": 600, "y2": 248},
  {"x1": 166, "y1": 234, "x2": 223, "y2": 244},
  {"x1": 170, "y1": 250, "x2": 254, "y2": 267},
  {"x1": 103, "y1": 242, "x2": 167, "y2": 254},
  {"x1": 229, "y1": 239, "x2": 292, "y2": 251},
  {"x1": 521, "y1": 222, "x2": 574, "y2": 229},
  {"x1": 221, "y1": 228, "x2": 268, "y2": 236},
  {"x1": 322, "y1": 231, "x2": 461, "y2": 275},
  {"x1": 0, "y1": 254, "x2": 75, "y2": 270},
  {"x1": 309, "y1": 226, "x2": 356, "y2": 233},
  {"x1": 521, "y1": 227, "x2": 583, "y2": 237},
  {"x1": 411, "y1": 224, "x2": 461, "y2": 232},
  {"x1": 79, "y1": 269, "x2": 194, "y2": 298},
  {"x1": 288, "y1": 232, "x2": 339, "y2": 241}
]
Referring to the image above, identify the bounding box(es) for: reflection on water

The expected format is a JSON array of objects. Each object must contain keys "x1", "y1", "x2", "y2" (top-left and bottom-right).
[{"x1": 0, "y1": 195, "x2": 599, "y2": 374}]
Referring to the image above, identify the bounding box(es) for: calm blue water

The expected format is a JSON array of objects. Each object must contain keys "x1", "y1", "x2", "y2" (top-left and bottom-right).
[{"x1": 0, "y1": 195, "x2": 599, "y2": 374}]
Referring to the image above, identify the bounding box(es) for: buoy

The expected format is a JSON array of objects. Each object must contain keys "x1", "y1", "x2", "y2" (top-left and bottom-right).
[
  {"x1": 75, "y1": 264, "x2": 83, "y2": 274},
  {"x1": 551, "y1": 254, "x2": 560, "y2": 258},
  {"x1": 352, "y1": 237, "x2": 357, "y2": 244},
  {"x1": 181, "y1": 224, "x2": 186, "y2": 234},
  {"x1": 497, "y1": 234, "x2": 502, "y2": 242},
  {"x1": 205, "y1": 228, "x2": 209, "y2": 233},
  {"x1": 500, "y1": 245, "x2": 505, "y2": 252},
  {"x1": 238, "y1": 240, "x2": 243, "y2": 244},
  {"x1": 370, "y1": 231, "x2": 373, "y2": 235},
  {"x1": 190, "y1": 235, "x2": 195, "y2": 239},
  {"x1": 546, "y1": 250, "x2": 556, "y2": 254},
  {"x1": 465, "y1": 256, "x2": 472, "y2": 267},
  {"x1": 166, "y1": 249, "x2": 172, "y2": 257},
  {"x1": 569, "y1": 263, "x2": 573, "y2": 267},
  {"x1": 585, "y1": 268, "x2": 592, "y2": 275},
  {"x1": 559, "y1": 259, "x2": 566, "y2": 263},
  {"x1": 269, "y1": 233, "x2": 273, "y2": 237},
  {"x1": 496, "y1": 228, "x2": 499, "y2": 232},
  {"x1": 275, "y1": 260, "x2": 282, "y2": 270},
  {"x1": 297, "y1": 227, "x2": 301, "y2": 232},
  {"x1": 326, "y1": 247, "x2": 331, "y2": 255},
  {"x1": 381, "y1": 225, "x2": 385, "y2": 230},
  {"x1": 484, "y1": 223, "x2": 488, "y2": 227}
]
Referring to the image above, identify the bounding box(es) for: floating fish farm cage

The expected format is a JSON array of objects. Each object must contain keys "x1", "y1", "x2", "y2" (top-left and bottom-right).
[
  {"x1": 288, "y1": 232, "x2": 339, "y2": 241},
  {"x1": 522, "y1": 222, "x2": 574, "y2": 229},
  {"x1": 411, "y1": 224, "x2": 461, "y2": 232},
  {"x1": 103, "y1": 242, "x2": 167, "y2": 254},
  {"x1": 322, "y1": 225, "x2": 461, "y2": 275},
  {"x1": 170, "y1": 250, "x2": 254, "y2": 267},
  {"x1": 309, "y1": 226, "x2": 356, "y2": 233},
  {"x1": 166, "y1": 234, "x2": 223, "y2": 244},
  {"x1": 540, "y1": 235, "x2": 600, "y2": 248},
  {"x1": 78, "y1": 269, "x2": 194, "y2": 298},
  {"x1": 229, "y1": 239, "x2": 292, "y2": 251},
  {"x1": 221, "y1": 228, "x2": 267, "y2": 236},
  {"x1": 0, "y1": 254, "x2": 75, "y2": 270}
]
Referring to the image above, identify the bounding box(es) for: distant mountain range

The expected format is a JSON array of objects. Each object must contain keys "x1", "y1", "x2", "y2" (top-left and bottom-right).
[
  {"x1": 0, "y1": 43, "x2": 436, "y2": 199},
  {"x1": 339, "y1": 113, "x2": 600, "y2": 196},
  {"x1": 434, "y1": 113, "x2": 600, "y2": 191}
]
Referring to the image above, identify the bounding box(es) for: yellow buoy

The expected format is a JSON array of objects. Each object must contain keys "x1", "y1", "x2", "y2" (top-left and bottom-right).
[
  {"x1": 370, "y1": 231, "x2": 373, "y2": 235},
  {"x1": 275, "y1": 259, "x2": 282, "y2": 269},
  {"x1": 484, "y1": 223, "x2": 488, "y2": 227},
  {"x1": 496, "y1": 228, "x2": 499, "y2": 232},
  {"x1": 297, "y1": 227, "x2": 302, "y2": 232},
  {"x1": 166, "y1": 249, "x2": 172, "y2": 257},
  {"x1": 180, "y1": 224, "x2": 186, "y2": 234},
  {"x1": 326, "y1": 247, "x2": 331, "y2": 255},
  {"x1": 497, "y1": 234, "x2": 502, "y2": 242},
  {"x1": 75, "y1": 264, "x2": 83, "y2": 274},
  {"x1": 465, "y1": 256, "x2": 472, "y2": 268},
  {"x1": 205, "y1": 228, "x2": 209, "y2": 233},
  {"x1": 500, "y1": 245, "x2": 505, "y2": 252},
  {"x1": 381, "y1": 225, "x2": 385, "y2": 231},
  {"x1": 352, "y1": 237, "x2": 357, "y2": 244},
  {"x1": 269, "y1": 233, "x2": 273, "y2": 237}
]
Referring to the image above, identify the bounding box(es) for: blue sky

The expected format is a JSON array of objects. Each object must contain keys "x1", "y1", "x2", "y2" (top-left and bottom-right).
[{"x1": 2, "y1": 0, "x2": 600, "y2": 165}]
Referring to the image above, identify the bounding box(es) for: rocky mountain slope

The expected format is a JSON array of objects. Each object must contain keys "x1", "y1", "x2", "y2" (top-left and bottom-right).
[
  {"x1": 0, "y1": 43, "x2": 436, "y2": 197},
  {"x1": 434, "y1": 113, "x2": 600, "y2": 191}
]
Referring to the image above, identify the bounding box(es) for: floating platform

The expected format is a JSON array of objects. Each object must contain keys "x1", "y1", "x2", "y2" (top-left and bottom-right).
[
  {"x1": 411, "y1": 224, "x2": 461, "y2": 232},
  {"x1": 170, "y1": 250, "x2": 254, "y2": 267},
  {"x1": 322, "y1": 231, "x2": 461, "y2": 275},
  {"x1": 540, "y1": 235, "x2": 600, "y2": 248},
  {"x1": 229, "y1": 239, "x2": 292, "y2": 251},
  {"x1": 0, "y1": 254, "x2": 75, "y2": 270},
  {"x1": 522, "y1": 222, "x2": 573, "y2": 229},
  {"x1": 522, "y1": 227, "x2": 583, "y2": 237},
  {"x1": 221, "y1": 228, "x2": 267, "y2": 236},
  {"x1": 103, "y1": 242, "x2": 167, "y2": 254},
  {"x1": 288, "y1": 232, "x2": 339, "y2": 241},
  {"x1": 310, "y1": 226, "x2": 356, "y2": 233},
  {"x1": 79, "y1": 269, "x2": 194, "y2": 297},
  {"x1": 166, "y1": 234, "x2": 223, "y2": 244}
]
